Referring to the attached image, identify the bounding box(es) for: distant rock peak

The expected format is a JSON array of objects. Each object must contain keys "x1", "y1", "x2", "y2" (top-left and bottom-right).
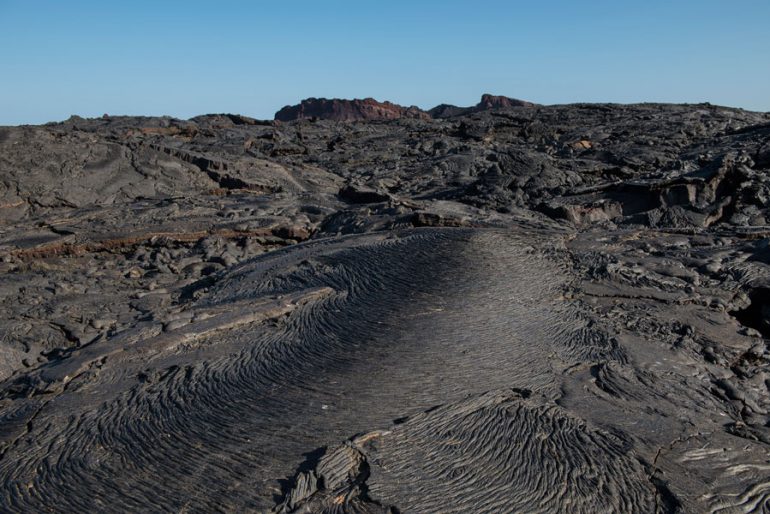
[
  {"x1": 274, "y1": 94, "x2": 535, "y2": 122},
  {"x1": 429, "y1": 94, "x2": 535, "y2": 118},
  {"x1": 478, "y1": 93, "x2": 534, "y2": 110},
  {"x1": 274, "y1": 97, "x2": 430, "y2": 122}
]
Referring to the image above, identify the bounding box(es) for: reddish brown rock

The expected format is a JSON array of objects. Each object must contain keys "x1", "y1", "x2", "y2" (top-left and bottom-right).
[
  {"x1": 274, "y1": 97, "x2": 430, "y2": 122},
  {"x1": 477, "y1": 93, "x2": 534, "y2": 110}
]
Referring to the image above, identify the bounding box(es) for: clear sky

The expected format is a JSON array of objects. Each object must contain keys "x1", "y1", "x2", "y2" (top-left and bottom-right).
[{"x1": 1, "y1": 0, "x2": 768, "y2": 125}]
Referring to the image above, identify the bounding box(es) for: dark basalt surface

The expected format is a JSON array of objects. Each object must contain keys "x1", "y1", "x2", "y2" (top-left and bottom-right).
[{"x1": 1, "y1": 100, "x2": 770, "y2": 512}]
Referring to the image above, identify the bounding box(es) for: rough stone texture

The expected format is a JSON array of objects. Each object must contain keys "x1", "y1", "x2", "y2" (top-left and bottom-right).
[{"x1": 0, "y1": 100, "x2": 770, "y2": 512}]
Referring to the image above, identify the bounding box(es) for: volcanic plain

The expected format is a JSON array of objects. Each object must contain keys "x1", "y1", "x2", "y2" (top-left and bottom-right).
[{"x1": 1, "y1": 95, "x2": 769, "y2": 512}]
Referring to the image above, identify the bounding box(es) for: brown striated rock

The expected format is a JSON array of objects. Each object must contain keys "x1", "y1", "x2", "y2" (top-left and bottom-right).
[
  {"x1": 274, "y1": 97, "x2": 430, "y2": 122},
  {"x1": 571, "y1": 139, "x2": 594, "y2": 150}
]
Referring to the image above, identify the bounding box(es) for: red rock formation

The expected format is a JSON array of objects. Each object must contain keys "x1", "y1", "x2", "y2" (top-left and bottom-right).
[
  {"x1": 477, "y1": 94, "x2": 534, "y2": 110},
  {"x1": 275, "y1": 97, "x2": 430, "y2": 122}
]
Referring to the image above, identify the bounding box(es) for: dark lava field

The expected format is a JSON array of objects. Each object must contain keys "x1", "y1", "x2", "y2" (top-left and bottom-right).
[{"x1": 1, "y1": 96, "x2": 770, "y2": 512}]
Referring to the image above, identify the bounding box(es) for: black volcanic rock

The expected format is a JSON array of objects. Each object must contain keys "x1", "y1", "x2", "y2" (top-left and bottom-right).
[
  {"x1": 0, "y1": 99, "x2": 769, "y2": 512},
  {"x1": 338, "y1": 184, "x2": 390, "y2": 203},
  {"x1": 429, "y1": 93, "x2": 536, "y2": 118},
  {"x1": 190, "y1": 113, "x2": 270, "y2": 127},
  {"x1": 477, "y1": 93, "x2": 534, "y2": 109},
  {"x1": 426, "y1": 102, "x2": 468, "y2": 118},
  {"x1": 275, "y1": 97, "x2": 430, "y2": 122}
]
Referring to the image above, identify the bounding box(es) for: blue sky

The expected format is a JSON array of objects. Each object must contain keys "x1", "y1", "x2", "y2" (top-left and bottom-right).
[{"x1": 1, "y1": 0, "x2": 768, "y2": 124}]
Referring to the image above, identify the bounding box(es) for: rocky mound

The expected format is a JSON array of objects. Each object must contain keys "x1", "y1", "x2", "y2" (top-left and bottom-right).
[
  {"x1": 274, "y1": 97, "x2": 430, "y2": 122},
  {"x1": 477, "y1": 92, "x2": 534, "y2": 109},
  {"x1": 429, "y1": 93, "x2": 535, "y2": 118}
]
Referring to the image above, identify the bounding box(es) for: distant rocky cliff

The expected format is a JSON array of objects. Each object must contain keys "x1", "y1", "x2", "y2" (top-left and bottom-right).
[
  {"x1": 274, "y1": 97, "x2": 430, "y2": 122},
  {"x1": 275, "y1": 94, "x2": 535, "y2": 121}
]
